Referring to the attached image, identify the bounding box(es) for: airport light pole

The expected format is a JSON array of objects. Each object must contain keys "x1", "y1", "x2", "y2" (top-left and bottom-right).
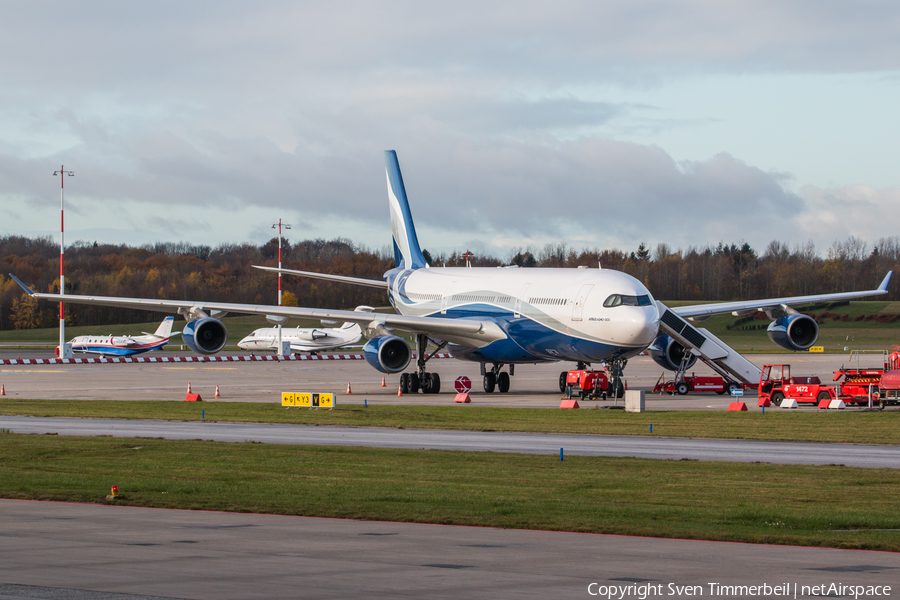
[
  {"x1": 272, "y1": 219, "x2": 291, "y2": 355},
  {"x1": 53, "y1": 166, "x2": 74, "y2": 359}
]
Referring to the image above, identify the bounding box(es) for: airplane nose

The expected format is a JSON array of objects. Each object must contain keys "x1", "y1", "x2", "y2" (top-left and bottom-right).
[{"x1": 626, "y1": 306, "x2": 660, "y2": 346}]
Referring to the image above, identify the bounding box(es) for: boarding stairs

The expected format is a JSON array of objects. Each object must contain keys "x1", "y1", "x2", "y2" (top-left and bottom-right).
[{"x1": 655, "y1": 301, "x2": 762, "y2": 385}]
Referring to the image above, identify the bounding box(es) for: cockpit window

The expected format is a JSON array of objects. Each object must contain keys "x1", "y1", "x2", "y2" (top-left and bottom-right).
[{"x1": 603, "y1": 294, "x2": 652, "y2": 307}]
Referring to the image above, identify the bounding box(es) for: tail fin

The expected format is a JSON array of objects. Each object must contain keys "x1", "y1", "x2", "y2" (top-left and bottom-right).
[
  {"x1": 385, "y1": 150, "x2": 428, "y2": 269},
  {"x1": 152, "y1": 316, "x2": 175, "y2": 337}
]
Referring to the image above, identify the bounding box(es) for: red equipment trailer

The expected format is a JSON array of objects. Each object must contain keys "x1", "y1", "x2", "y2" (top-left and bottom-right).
[
  {"x1": 833, "y1": 368, "x2": 883, "y2": 405},
  {"x1": 653, "y1": 373, "x2": 740, "y2": 395},
  {"x1": 559, "y1": 368, "x2": 624, "y2": 400},
  {"x1": 758, "y1": 364, "x2": 836, "y2": 406}
]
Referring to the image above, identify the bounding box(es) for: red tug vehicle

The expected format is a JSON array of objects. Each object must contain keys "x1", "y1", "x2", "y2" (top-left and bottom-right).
[
  {"x1": 759, "y1": 347, "x2": 900, "y2": 407},
  {"x1": 757, "y1": 364, "x2": 836, "y2": 406}
]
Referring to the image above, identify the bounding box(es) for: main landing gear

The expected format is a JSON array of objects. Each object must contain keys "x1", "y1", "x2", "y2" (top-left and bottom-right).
[
  {"x1": 398, "y1": 334, "x2": 446, "y2": 394},
  {"x1": 481, "y1": 363, "x2": 513, "y2": 393}
]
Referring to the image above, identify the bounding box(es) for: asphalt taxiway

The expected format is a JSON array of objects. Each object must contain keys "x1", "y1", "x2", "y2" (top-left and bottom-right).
[
  {"x1": 3, "y1": 500, "x2": 899, "y2": 600},
  {"x1": 0, "y1": 351, "x2": 880, "y2": 409},
  {"x1": 4, "y1": 415, "x2": 900, "y2": 468}
]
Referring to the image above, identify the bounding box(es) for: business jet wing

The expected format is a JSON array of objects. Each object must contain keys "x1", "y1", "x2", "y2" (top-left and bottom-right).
[
  {"x1": 672, "y1": 272, "x2": 892, "y2": 320},
  {"x1": 9, "y1": 274, "x2": 505, "y2": 343},
  {"x1": 252, "y1": 265, "x2": 389, "y2": 289}
]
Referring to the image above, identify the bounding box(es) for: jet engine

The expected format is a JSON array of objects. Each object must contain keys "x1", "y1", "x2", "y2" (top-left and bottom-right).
[
  {"x1": 647, "y1": 335, "x2": 697, "y2": 371},
  {"x1": 363, "y1": 335, "x2": 411, "y2": 374},
  {"x1": 298, "y1": 329, "x2": 327, "y2": 341},
  {"x1": 182, "y1": 317, "x2": 228, "y2": 354},
  {"x1": 767, "y1": 314, "x2": 819, "y2": 351}
]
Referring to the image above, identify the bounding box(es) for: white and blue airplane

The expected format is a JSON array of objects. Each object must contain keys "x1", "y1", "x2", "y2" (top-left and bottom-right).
[
  {"x1": 10, "y1": 150, "x2": 892, "y2": 394},
  {"x1": 69, "y1": 316, "x2": 178, "y2": 356}
]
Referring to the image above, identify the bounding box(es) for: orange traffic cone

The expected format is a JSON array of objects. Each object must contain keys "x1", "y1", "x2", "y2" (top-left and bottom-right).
[
  {"x1": 187, "y1": 382, "x2": 192, "y2": 394},
  {"x1": 0, "y1": 384, "x2": 5, "y2": 396},
  {"x1": 346, "y1": 382, "x2": 352, "y2": 394},
  {"x1": 397, "y1": 384, "x2": 403, "y2": 397},
  {"x1": 381, "y1": 376, "x2": 386, "y2": 387},
  {"x1": 214, "y1": 385, "x2": 221, "y2": 398}
]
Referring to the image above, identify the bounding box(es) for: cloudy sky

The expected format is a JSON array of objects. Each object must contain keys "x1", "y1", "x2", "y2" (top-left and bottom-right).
[{"x1": 2, "y1": 1, "x2": 899, "y2": 259}]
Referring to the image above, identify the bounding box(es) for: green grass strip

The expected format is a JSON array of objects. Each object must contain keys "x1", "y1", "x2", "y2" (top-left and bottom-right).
[
  {"x1": 3, "y1": 399, "x2": 900, "y2": 445},
  {"x1": 2, "y1": 432, "x2": 899, "y2": 551}
]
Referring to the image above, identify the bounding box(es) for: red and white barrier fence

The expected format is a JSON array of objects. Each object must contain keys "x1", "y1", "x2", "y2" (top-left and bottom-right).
[{"x1": 0, "y1": 353, "x2": 453, "y2": 366}]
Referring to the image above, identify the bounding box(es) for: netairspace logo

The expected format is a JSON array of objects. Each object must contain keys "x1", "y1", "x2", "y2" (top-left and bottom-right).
[{"x1": 586, "y1": 581, "x2": 893, "y2": 598}]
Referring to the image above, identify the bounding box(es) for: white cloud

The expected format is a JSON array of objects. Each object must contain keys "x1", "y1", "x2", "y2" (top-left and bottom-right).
[{"x1": 1, "y1": 1, "x2": 900, "y2": 258}]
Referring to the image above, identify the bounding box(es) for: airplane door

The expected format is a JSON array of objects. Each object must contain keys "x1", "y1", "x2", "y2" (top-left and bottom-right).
[
  {"x1": 514, "y1": 284, "x2": 530, "y2": 318},
  {"x1": 572, "y1": 284, "x2": 594, "y2": 321},
  {"x1": 441, "y1": 282, "x2": 456, "y2": 314}
]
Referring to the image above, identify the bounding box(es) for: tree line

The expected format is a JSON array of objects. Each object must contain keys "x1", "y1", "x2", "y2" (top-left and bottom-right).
[{"x1": 1, "y1": 234, "x2": 898, "y2": 330}]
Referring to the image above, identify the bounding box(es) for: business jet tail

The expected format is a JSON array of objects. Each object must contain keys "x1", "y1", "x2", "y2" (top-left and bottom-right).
[
  {"x1": 146, "y1": 316, "x2": 175, "y2": 338},
  {"x1": 385, "y1": 150, "x2": 428, "y2": 270}
]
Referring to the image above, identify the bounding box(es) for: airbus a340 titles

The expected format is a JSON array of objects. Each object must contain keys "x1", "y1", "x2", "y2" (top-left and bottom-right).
[{"x1": 11, "y1": 150, "x2": 891, "y2": 394}]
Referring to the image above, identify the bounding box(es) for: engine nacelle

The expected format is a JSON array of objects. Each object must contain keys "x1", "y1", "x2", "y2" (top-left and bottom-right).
[
  {"x1": 647, "y1": 335, "x2": 698, "y2": 371},
  {"x1": 182, "y1": 317, "x2": 228, "y2": 354},
  {"x1": 298, "y1": 329, "x2": 327, "y2": 342},
  {"x1": 767, "y1": 314, "x2": 819, "y2": 351},
  {"x1": 363, "y1": 335, "x2": 411, "y2": 374}
]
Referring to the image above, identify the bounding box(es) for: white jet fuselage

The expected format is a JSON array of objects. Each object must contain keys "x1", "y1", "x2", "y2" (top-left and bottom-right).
[{"x1": 385, "y1": 265, "x2": 659, "y2": 364}]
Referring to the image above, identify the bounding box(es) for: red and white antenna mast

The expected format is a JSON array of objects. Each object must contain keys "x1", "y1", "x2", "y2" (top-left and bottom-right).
[
  {"x1": 53, "y1": 166, "x2": 74, "y2": 359},
  {"x1": 271, "y1": 219, "x2": 291, "y2": 355}
]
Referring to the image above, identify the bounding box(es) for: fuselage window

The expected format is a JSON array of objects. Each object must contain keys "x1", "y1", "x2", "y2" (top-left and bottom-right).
[{"x1": 603, "y1": 294, "x2": 652, "y2": 307}]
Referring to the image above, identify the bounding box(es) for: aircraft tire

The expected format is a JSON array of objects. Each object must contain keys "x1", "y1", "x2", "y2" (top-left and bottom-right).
[
  {"x1": 400, "y1": 373, "x2": 409, "y2": 394},
  {"x1": 483, "y1": 373, "x2": 496, "y2": 393},
  {"x1": 430, "y1": 373, "x2": 440, "y2": 394},
  {"x1": 409, "y1": 373, "x2": 420, "y2": 394},
  {"x1": 614, "y1": 379, "x2": 625, "y2": 398},
  {"x1": 498, "y1": 372, "x2": 510, "y2": 393}
]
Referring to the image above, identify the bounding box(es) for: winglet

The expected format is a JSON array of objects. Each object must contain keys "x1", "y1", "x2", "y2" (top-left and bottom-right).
[
  {"x1": 8, "y1": 273, "x2": 36, "y2": 296},
  {"x1": 879, "y1": 271, "x2": 893, "y2": 292}
]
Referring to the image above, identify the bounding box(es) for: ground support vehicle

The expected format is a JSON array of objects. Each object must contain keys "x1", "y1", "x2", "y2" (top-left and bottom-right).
[
  {"x1": 758, "y1": 364, "x2": 836, "y2": 407},
  {"x1": 879, "y1": 371, "x2": 900, "y2": 405},
  {"x1": 833, "y1": 368, "x2": 884, "y2": 405},
  {"x1": 653, "y1": 373, "x2": 742, "y2": 396},
  {"x1": 559, "y1": 368, "x2": 624, "y2": 400}
]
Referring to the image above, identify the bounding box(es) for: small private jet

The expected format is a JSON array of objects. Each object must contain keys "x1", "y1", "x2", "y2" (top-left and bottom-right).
[
  {"x1": 237, "y1": 306, "x2": 370, "y2": 354},
  {"x1": 69, "y1": 316, "x2": 179, "y2": 356}
]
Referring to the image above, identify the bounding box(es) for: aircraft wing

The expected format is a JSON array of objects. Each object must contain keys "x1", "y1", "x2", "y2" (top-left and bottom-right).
[
  {"x1": 672, "y1": 272, "x2": 892, "y2": 320},
  {"x1": 9, "y1": 274, "x2": 504, "y2": 343},
  {"x1": 252, "y1": 266, "x2": 389, "y2": 289}
]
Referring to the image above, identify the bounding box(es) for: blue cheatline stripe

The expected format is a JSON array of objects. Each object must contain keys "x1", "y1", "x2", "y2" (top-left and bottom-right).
[{"x1": 384, "y1": 150, "x2": 427, "y2": 269}]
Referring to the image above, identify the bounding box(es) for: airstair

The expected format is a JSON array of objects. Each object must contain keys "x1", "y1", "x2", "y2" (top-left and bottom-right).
[{"x1": 655, "y1": 301, "x2": 761, "y2": 385}]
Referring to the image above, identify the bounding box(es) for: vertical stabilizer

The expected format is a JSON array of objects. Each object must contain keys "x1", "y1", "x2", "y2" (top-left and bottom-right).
[
  {"x1": 385, "y1": 150, "x2": 428, "y2": 269},
  {"x1": 153, "y1": 316, "x2": 175, "y2": 337}
]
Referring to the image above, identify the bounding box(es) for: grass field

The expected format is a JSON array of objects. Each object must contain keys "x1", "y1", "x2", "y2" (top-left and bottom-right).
[
  {"x1": 2, "y1": 432, "x2": 899, "y2": 551},
  {"x1": 3, "y1": 400, "x2": 900, "y2": 445},
  {"x1": 1, "y1": 300, "x2": 898, "y2": 351}
]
